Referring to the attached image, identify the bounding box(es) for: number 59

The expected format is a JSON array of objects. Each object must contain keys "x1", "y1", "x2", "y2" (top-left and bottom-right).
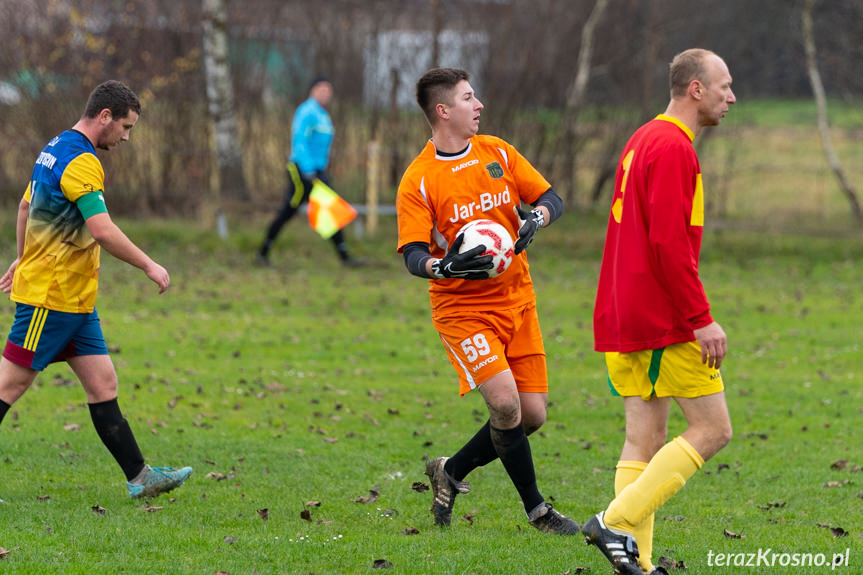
[{"x1": 460, "y1": 333, "x2": 490, "y2": 363}]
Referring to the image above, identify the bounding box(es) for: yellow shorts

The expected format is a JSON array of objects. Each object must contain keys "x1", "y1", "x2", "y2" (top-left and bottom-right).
[
  {"x1": 433, "y1": 303, "x2": 547, "y2": 396},
  {"x1": 605, "y1": 340, "x2": 724, "y2": 400}
]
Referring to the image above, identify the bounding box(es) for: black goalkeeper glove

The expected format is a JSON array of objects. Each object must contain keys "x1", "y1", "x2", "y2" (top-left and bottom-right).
[
  {"x1": 514, "y1": 205, "x2": 545, "y2": 254},
  {"x1": 430, "y1": 233, "x2": 494, "y2": 280}
]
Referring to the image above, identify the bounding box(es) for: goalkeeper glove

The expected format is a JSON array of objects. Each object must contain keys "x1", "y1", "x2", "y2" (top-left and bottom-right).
[
  {"x1": 430, "y1": 233, "x2": 493, "y2": 279},
  {"x1": 513, "y1": 205, "x2": 545, "y2": 254}
]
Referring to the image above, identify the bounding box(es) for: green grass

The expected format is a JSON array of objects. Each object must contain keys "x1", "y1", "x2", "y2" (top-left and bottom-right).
[
  {"x1": 724, "y1": 98, "x2": 863, "y2": 128},
  {"x1": 0, "y1": 212, "x2": 861, "y2": 574}
]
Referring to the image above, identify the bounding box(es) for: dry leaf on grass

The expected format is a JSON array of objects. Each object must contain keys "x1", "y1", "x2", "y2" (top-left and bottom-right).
[
  {"x1": 816, "y1": 523, "x2": 849, "y2": 537},
  {"x1": 205, "y1": 472, "x2": 234, "y2": 481},
  {"x1": 658, "y1": 556, "x2": 688, "y2": 570},
  {"x1": 352, "y1": 489, "x2": 379, "y2": 504}
]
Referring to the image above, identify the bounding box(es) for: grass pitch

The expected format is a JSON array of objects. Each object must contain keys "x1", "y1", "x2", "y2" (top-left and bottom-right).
[{"x1": 0, "y1": 212, "x2": 860, "y2": 574}]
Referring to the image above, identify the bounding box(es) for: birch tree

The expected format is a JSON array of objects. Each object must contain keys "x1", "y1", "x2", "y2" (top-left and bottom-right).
[
  {"x1": 202, "y1": 0, "x2": 248, "y2": 214},
  {"x1": 554, "y1": 0, "x2": 609, "y2": 202},
  {"x1": 802, "y1": 0, "x2": 862, "y2": 223}
]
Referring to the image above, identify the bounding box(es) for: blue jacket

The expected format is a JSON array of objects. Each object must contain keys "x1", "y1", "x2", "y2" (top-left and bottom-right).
[{"x1": 289, "y1": 97, "x2": 334, "y2": 175}]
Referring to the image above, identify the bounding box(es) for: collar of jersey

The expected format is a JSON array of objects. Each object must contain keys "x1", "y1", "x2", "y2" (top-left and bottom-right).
[
  {"x1": 431, "y1": 139, "x2": 473, "y2": 161},
  {"x1": 655, "y1": 114, "x2": 694, "y2": 142}
]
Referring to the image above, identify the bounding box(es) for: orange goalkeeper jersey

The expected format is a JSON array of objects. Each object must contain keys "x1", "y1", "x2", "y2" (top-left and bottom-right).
[{"x1": 397, "y1": 135, "x2": 550, "y2": 314}]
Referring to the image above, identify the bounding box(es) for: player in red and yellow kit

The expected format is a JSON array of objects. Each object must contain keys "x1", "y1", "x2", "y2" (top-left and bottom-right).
[
  {"x1": 397, "y1": 68, "x2": 578, "y2": 534},
  {"x1": 0, "y1": 81, "x2": 191, "y2": 499},
  {"x1": 583, "y1": 50, "x2": 736, "y2": 575}
]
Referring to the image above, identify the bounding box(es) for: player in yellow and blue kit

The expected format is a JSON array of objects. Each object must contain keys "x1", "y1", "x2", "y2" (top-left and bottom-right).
[{"x1": 0, "y1": 80, "x2": 192, "y2": 499}]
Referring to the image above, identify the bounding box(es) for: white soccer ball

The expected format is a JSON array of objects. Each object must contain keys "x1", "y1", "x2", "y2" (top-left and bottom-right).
[{"x1": 456, "y1": 219, "x2": 515, "y2": 278}]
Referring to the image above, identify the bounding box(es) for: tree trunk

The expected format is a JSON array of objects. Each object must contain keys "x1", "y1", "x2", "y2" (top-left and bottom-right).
[
  {"x1": 431, "y1": 0, "x2": 441, "y2": 68},
  {"x1": 202, "y1": 0, "x2": 249, "y2": 214},
  {"x1": 801, "y1": 0, "x2": 863, "y2": 223},
  {"x1": 555, "y1": 0, "x2": 609, "y2": 204}
]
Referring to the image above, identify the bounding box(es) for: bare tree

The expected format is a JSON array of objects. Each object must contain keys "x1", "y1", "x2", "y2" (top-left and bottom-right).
[
  {"x1": 554, "y1": 0, "x2": 609, "y2": 202},
  {"x1": 202, "y1": 0, "x2": 248, "y2": 217},
  {"x1": 802, "y1": 0, "x2": 862, "y2": 223}
]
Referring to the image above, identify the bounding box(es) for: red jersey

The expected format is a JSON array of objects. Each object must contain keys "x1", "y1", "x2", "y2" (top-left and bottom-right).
[
  {"x1": 594, "y1": 115, "x2": 713, "y2": 352},
  {"x1": 397, "y1": 135, "x2": 550, "y2": 314}
]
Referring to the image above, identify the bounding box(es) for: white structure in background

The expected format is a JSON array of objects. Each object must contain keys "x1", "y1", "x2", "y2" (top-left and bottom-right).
[
  {"x1": 0, "y1": 82, "x2": 21, "y2": 105},
  {"x1": 364, "y1": 29, "x2": 489, "y2": 109}
]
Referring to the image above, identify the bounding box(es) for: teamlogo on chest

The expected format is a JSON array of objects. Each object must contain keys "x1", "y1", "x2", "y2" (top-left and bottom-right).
[
  {"x1": 485, "y1": 161, "x2": 504, "y2": 179},
  {"x1": 448, "y1": 186, "x2": 512, "y2": 223}
]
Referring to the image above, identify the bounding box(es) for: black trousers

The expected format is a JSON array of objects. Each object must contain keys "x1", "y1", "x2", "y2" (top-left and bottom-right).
[{"x1": 259, "y1": 164, "x2": 349, "y2": 261}]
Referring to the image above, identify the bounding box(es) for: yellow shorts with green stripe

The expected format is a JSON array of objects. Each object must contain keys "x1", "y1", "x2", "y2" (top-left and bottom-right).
[{"x1": 605, "y1": 341, "x2": 724, "y2": 400}]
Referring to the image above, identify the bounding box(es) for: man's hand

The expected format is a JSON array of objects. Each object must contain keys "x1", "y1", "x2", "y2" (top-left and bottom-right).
[
  {"x1": 430, "y1": 233, "x2": 493, "y2": 279},
  {"x1": 694, "y1": 321, "x2": 727, "y2": 369},
  {"x1": 0, "y1": 258, "x2": 19, "y2": 293},
  {"x1": 144, "y1": 262, "x2": 171, "y2": 294},
  {"x1": 513, "y1": 205, "x2": 545, "y2": 254}
]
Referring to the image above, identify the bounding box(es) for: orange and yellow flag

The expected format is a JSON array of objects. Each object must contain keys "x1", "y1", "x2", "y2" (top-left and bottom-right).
[{"x1": 307, "y1": 179, "x2": 357, "y2": 239}]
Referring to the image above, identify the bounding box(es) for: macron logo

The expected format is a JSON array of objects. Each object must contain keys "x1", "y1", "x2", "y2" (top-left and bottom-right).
[{"x1": 451, "y1": 159, "x2": 479, "y2": 173}]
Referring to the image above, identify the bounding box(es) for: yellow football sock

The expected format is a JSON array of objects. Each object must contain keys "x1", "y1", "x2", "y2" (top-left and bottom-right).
[
  {"x1": 605, "y1": 437, "x2": 704, "y2": 533},
  {"x1": 616, "y1": 460, "x2": 655, "y2": 573}
]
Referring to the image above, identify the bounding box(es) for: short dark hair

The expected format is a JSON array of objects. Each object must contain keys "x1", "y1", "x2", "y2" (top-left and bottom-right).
[
  {"x1": 669, "y1": 49, "x2": 717, "y2": 98},
  {"x1": 309, "y1": 75, "x2": 332, "y2": 93},
  {"x1": 416, "y1": 67, "x2": 470, "y2": 125},
  {"x1": 83, "y1": 80, "x2": 141, "y2": 119}
]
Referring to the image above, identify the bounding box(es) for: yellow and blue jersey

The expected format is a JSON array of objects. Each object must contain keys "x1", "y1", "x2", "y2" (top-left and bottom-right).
[{"x1": 12, "y1": 129, "x2": 109, "y2": 313}]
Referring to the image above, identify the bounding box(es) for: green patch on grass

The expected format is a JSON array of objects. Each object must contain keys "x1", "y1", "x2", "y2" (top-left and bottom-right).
[{"x1": 0, "y1": 213, "x2": 860, "y2": 574}]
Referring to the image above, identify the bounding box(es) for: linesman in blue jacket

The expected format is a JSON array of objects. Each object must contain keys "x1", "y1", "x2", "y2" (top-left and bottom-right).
[{"x1": 257, "y1": 77, "x2": 358, "y2": 266}]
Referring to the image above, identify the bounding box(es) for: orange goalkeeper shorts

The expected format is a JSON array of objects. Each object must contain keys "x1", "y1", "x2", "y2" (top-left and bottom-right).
[{"x1": 432, "y1": 302, "x2": 547, "y2": 396}]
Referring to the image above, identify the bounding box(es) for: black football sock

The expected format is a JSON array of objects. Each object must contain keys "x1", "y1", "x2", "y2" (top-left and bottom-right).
[
  {"x1": 330, "y1": 230, "x2": 351, "y2": 261},
  {"x1": 490, "y1": 423, "x2": 544, "y2": 514},
  {"x1": 259, "y1": 240, "x2": 271, "y2": 257},
  {"x1": 0, "y1": 399, "x2": 10, "y2": 424},
  {"x1": 445, "y1": 420, "x2": 498, "y2": 481},
  {"x1": 88, "y1": 398, "x2": 146, "y2": 481}
]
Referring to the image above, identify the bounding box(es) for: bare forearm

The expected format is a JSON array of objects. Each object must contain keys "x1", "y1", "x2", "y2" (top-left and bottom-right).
[
  {"x1": 85, "y1": 212, "x2": 169, "y2": 292},
  {"x1": 16, "y1": 199, "x2": 28, "y2": 258},
  {"x1": 95, "y1": 224, "x2": 154, "y2": 271}
]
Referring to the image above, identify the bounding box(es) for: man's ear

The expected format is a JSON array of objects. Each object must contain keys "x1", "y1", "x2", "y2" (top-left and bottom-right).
[
  {"x1": 97, "y1": 108, "x2": 113, "y2": 125},
  {"x1": 689, "y1": 80, "x2": 703, "y2": 101},
  {"x1": 435, "y1": 102, "x2": 449, "y2": 121}
]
